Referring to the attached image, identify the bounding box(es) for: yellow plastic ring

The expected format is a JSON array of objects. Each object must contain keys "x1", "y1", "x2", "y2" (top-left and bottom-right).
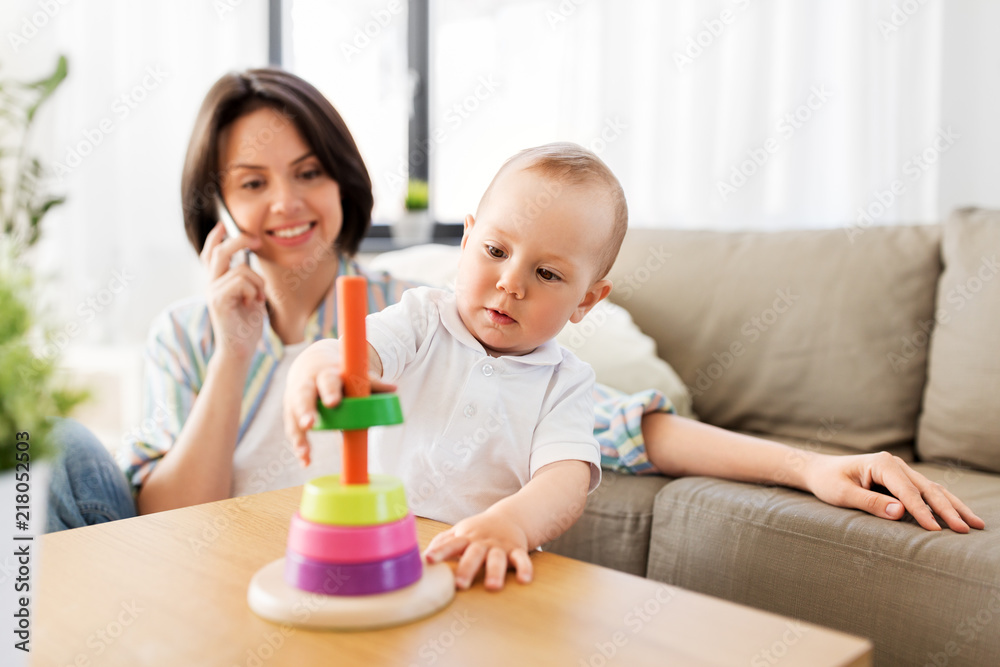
[{"x1": 299, "y1": 474, "x2": 409, "y2": 526}]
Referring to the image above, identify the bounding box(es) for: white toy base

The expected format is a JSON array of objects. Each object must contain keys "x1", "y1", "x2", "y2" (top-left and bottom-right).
[{"x1": 247, "y1": 558, "x2": 455, "y2": 631}]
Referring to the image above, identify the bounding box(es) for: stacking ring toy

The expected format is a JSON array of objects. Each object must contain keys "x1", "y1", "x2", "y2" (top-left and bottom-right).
[{"x1": 248, "y1": 275, "x2": 455, "y2": 630}]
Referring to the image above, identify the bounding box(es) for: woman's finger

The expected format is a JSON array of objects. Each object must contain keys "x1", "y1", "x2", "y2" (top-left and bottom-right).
[
  {"x1": 897, "y1": 464, "x2": 983, "y2": 533},
  {"x1": 199, "y1": 222, "x2": 226, "y2": 267},
  {"x1": 869, "y1": 457, "x2": 941, "y2": 530},
  {"x1": 207, "y1": 233, "x2": 261, "y2": 280},
  {"x1": 938, "y1": 485, "x2": 985, "y2": 530}
]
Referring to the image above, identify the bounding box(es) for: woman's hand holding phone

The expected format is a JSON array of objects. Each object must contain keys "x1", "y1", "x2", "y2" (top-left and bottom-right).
[{"x1": 201, "y1": 221, "x2": 266, "y2": 364}]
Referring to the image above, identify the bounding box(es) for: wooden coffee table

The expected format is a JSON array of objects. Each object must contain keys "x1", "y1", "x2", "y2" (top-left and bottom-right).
[{"x1": 34, "y1": 486, "x2": 871, "y2": 666}]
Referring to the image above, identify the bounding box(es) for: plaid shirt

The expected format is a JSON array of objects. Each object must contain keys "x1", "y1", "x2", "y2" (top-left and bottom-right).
[{"x1": 120, "y1": 257, "x2": 671, "y2": 494}]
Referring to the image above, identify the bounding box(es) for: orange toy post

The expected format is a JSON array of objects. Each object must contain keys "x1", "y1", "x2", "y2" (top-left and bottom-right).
[{"x1": 338, "y1": 275, "x2": 371, "y2": 485}]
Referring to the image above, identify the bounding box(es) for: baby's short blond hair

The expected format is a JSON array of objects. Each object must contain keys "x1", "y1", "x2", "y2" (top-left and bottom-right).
[{"x1": 477, "y1": 142, "x2": 628, "y2": 280}]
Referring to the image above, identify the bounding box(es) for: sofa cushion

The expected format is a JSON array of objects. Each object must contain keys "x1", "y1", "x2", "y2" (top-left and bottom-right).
[
  {"x1": 543, "y1": 471, "x2": 673, "y2": 576},
  {"x1": 917, "y1": 208, "x2": 1000, "y2": 473},
  {"x1": 645, "y1": 466, "x2": 1000, "y2": 666},
  {"x1": 607, "y1": 226, "x2": 942, "y2": 452}
]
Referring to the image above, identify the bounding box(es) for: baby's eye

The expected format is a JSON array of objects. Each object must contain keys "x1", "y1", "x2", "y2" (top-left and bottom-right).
[
  {"x1": 486, "y1": 245, "x2": 506, "y2": 258},
  {"x1": 537, "y1": 268, "x2": 559, "y2": 282}
]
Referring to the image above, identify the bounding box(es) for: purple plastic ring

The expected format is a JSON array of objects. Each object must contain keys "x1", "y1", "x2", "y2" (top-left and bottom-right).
[{"x1": 284, "y1": 546, "x2": 423, "y2": 596}]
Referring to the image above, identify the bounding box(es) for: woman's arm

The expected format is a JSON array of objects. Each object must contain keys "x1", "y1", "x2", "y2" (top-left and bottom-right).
[
  {"x1": 137, "y1": 224, "x2": 264, "y2": 513},
  {"x1": 136, "y1": 351, "x2": 251, "y2": 513},
  {"x1": 640, "y1": 412, "x2": 985, "y2": 532}
]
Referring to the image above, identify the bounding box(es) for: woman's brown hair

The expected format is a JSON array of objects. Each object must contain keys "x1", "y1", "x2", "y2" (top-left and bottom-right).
[{"x1": 180, "y1": 68, "x2": 372, "y2": 256}]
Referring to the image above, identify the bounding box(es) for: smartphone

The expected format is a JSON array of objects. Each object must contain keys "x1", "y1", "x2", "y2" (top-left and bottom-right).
[{"x1": 216, "y1": 190, "x2": 251, "y2": 266}]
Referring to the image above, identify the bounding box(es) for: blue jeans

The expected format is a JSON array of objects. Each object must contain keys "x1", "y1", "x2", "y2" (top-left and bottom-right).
[{"x1": 46, "y1": 418, "x2": 137, "y2": 532}]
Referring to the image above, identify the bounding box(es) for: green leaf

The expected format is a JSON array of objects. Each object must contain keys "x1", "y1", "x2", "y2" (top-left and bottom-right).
[{"x1": 25, "y1": 55, "x2": 68, "y2": 124}]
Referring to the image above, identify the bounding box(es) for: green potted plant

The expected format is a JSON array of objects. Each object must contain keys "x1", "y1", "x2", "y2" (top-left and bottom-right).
[
  {"x1": 391, "y1": 177, "x2": 433, "y2": 246},
  {"x1": 0, "y1": 55, "x2": 86, "y2": 546}
]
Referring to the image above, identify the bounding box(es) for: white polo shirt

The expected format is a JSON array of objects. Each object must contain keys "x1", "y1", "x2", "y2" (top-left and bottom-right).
[{"x1": 366, "y1": 287, "x2": 602, "y2": 525}]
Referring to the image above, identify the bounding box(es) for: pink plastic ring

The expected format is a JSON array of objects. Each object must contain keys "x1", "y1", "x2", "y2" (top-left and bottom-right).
[{"x1": 287, "y1": 512, "x2": 418, "y2": 564}]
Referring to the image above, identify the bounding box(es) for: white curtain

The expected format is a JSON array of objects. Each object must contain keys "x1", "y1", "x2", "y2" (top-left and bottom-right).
[
  {"x1": 430, "y1": 0, "x2": 1000, "y2": 230},
  {"x1": 6, "y1": 0, "x2": 1000, "y2": 350},
  {"x1": 6, "y1": 0, "x2": 268, "y2": 348}
]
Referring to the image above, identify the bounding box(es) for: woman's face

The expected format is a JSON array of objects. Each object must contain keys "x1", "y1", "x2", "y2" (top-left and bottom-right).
[{"x1": 217, "y1": 106, "x2": 343, "y2": 271}]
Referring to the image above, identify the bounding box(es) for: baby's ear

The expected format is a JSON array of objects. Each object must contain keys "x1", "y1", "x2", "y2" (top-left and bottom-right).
[
  {"x1": 460, "y1": 214, "x2": 476, "y2": 249},
  {"x1": 569, "y1": 279, "x2": 612, "y2": 324}
]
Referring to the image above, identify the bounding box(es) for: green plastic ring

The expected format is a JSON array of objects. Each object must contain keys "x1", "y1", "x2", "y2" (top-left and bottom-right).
[
  {"x1": 299, "y1": 474, "x2": 409, "y2": 526},
  {"x1": 313, "y1": 394, "x2": 404, "y2": 431}
]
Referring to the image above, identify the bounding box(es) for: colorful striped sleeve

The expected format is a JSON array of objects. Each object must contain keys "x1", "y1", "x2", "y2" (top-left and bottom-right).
[
  {"x1": 592, "y1": 383, "x2": 674, "y2": 475},
  {"x1": 118, "y1": 299, "x2": 207, "y2": 496}
]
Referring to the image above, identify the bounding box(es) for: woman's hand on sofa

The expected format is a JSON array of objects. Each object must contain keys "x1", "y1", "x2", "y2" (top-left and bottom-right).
[{"x1": 802, "y1": 452, "x2": 986, "y2": 532}]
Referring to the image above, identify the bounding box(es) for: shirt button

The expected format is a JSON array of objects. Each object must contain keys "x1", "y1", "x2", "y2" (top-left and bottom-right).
[
  {"x1": 482, "y1": 363, "x2": 494, "y2": 377},
  {"x1": 464, "y1": 404, "x2": 476, "y2": 418}
]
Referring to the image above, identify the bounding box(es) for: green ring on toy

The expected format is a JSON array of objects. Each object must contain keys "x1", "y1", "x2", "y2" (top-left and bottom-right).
[
  {"x1": 312, "y1": 394, "x2": 404, "y2": 432},
  {"x1": 300, "y1": 474, "x2": 409, "y2": 526}
]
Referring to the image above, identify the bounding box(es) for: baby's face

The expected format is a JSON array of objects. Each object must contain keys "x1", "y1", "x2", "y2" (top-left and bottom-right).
[{"x1": 455, "y1": 167, "x2": 612, "y2": 357}]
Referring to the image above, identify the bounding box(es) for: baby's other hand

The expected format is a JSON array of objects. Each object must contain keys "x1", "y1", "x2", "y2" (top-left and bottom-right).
[{"x1": 424, "y1": 510, "x2": 532, "y2": 591}]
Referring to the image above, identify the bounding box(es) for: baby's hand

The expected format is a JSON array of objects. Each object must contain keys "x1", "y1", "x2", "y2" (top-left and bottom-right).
[
  {"x1": 424, "y1": 510, "x2": 532, "y2": 591},
  {"x1": 283, "y1": 340, "x2": 345, "y2": 467}
]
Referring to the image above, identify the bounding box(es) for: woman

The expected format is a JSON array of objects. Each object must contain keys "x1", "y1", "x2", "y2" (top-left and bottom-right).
[{"x1": 48, "y1": 68, "x2": 982, "y2": 534}]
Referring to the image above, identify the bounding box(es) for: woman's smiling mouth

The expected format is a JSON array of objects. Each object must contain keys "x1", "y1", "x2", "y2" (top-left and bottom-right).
[{"x1": 267, "y1": 221, "x2": 317, "y2": 246}]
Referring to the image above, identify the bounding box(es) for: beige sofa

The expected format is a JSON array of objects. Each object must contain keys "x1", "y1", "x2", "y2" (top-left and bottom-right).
[
  {"x1": 369, "y1": 207, "x2": 999, "y2": 666},
  {"x1": 545, "y1": 207, "x2": 1000, "y2": 667}
]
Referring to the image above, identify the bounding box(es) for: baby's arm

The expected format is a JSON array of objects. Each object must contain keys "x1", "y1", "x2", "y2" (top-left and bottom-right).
[
  {"x1": 640, "y1": 412, "x2": 985, "y2": 532},
  {"x1": 283, "y1": 339, "x2": 386, "y2": 466},
  {"x1": 424, "y1": 460, "x2": 591, "y2": 591}
]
